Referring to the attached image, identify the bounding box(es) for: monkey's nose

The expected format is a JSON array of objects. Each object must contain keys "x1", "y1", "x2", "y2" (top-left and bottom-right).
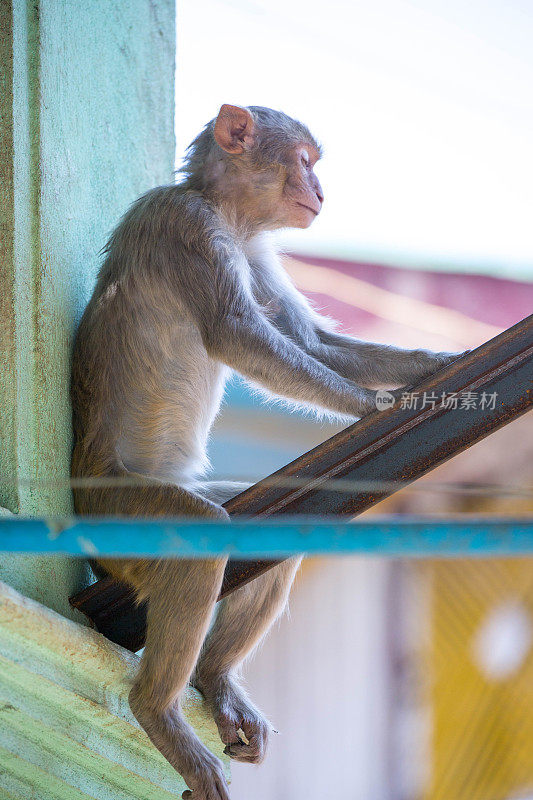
[{"x1": 315, "y1": 189, "x2": 324, "y2": 204}]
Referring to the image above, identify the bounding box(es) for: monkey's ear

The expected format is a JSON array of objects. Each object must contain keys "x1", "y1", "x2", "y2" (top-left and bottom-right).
[{"x1": 213, "y1": 104, "x2": 255, "y2": 154}]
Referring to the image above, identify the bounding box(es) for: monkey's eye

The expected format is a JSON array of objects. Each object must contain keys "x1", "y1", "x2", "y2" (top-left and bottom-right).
[{"x1": 301, "y1": 149, "x2": 310, "y2": 168}]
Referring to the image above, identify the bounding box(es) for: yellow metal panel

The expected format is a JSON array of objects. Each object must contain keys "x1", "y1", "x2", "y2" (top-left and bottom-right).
[{"x1": 425, "y1": 559, "x2": 533, "y2": 800}]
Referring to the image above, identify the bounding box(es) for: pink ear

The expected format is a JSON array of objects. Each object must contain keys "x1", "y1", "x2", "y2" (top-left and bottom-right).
[{"x1": 213, "y1": 104, "x2": 255, "y2": 154}]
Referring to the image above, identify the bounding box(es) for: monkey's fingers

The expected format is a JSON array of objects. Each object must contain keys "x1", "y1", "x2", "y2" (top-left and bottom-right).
[
  {"x1": 224, "y1": 731, "x2": 267, "y2": 764},
  {"x1": 439, "y1": 349, "x2": 472, "y2": 366},
  {"x1": 224, "y1": 740, "x2": 259, "y2": 762}
]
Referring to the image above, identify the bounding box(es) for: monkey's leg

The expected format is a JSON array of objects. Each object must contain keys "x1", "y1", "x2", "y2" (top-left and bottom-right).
[
  {"x1": 73, "y1": 472, "x2": 233, "y2": 799},
  {"x1": 130, "y1": 558, "x2": 231, "y2": 800},
  {"x1": 194, "y1": 558, "x2": 302, "y2": 764}
]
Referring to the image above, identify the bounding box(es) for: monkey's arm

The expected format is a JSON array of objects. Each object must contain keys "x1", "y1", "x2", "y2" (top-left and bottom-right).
[
  {"x1": 258, "y1": 280, "x2": 460, "y2": 388},
  {"x1": 203, "y1": 306, "x2": 377, "y2": 417},
  {"x1": 307, "y1": 327, "x2": 463, "y2": 387},
  {"x1": 248, "y1": 249, "x2": 461, "y2": 389},
  {"x1": 167, "y1": 221, "x2": 376, "y2": 418}
]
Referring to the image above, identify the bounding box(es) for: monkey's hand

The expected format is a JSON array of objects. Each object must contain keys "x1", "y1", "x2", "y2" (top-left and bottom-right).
[
  {"x1": 369, "y1": 348, "x2": 471, "y2": 412},
  {"x1": 198, "y1": 674, "x2": 271, "y2": 765},
  {"x1": 395, "y1": 348, "x2": 471, "y2": 387}
]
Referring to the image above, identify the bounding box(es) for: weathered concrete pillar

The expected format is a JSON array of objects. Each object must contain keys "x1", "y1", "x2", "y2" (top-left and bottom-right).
[{"x1": 0, "y1": 0, "x2": 176, "y2": 617}]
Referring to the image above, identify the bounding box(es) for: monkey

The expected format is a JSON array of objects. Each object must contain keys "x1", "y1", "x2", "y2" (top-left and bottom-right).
[{"x1": 71, "y1": 104, "x2": 463, "y2": 800}]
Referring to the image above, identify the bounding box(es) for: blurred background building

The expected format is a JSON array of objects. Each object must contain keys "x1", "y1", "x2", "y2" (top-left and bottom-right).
[{"x1": 176, "y1": 2, "x2": 533, "y2": 798}]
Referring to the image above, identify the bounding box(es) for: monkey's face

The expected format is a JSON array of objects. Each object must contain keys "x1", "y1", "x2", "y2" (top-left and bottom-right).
[
  {"x1": 242, "y1": 144, "x2": 324, "y2": 231},
  {"x1": 211, "y1": 104, "x2": 324, "y2": 233},
  {"x1": 280, "y1": 145, "x2": 324, "y2": 229}
]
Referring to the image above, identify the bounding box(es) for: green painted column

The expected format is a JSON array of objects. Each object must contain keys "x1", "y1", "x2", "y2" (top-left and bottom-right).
[{"x1": 0, "y1": 0, "x2": 176, "y2": 618}]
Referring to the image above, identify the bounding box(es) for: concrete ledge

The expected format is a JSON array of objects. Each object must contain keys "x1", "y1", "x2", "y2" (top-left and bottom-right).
[{"x1": 0, "y1": 580, "x2": 229, "y2": 799}]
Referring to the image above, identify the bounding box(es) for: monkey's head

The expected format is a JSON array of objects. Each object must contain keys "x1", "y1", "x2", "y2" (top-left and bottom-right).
[{"x1": 183, "y1": 104, "x2": 324, "y2": 233}]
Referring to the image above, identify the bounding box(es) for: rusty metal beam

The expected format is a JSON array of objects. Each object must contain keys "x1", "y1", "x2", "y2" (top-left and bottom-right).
[{"x1": 70, "y1": 314, "x2": 532, "y2": 650}]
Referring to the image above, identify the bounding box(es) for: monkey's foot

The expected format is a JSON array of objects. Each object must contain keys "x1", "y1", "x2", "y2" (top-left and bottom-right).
[
  {"x1": 129, "y1": 687, "x2": 230, "y2": 800},
  {"x1": 200, "y1": 676, "x2": 271, "y2": 764}
]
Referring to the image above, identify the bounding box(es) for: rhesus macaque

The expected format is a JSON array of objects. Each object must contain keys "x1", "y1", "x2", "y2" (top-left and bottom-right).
[{"x1": 71, "y1": 104, "x2": 461, "y2": 799}]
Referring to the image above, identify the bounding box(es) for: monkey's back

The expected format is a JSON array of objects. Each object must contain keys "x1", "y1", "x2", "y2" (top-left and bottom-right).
[{"x1": 71, "y1": 186, "x2": 230, "y2": 488}]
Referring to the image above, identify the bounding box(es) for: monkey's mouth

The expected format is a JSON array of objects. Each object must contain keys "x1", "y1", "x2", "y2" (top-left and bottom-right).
[{"x1": 296, "y1": 202, "x2": 320, "y2": 216}]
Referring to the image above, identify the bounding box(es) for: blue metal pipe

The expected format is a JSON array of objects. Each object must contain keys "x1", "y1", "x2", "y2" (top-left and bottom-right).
[{"x1": 1, "y1": 516, "x2": 532, "y2": 557}]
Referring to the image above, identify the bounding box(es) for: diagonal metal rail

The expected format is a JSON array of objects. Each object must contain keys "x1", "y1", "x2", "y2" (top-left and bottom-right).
[{"x1": 70, "y1": 314, "x2": 532, "y2": 650}]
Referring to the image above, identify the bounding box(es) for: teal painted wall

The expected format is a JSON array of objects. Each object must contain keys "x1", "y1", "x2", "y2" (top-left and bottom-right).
[{"x1": 0, "y1": 0, "x2": 176, "y2": 618}]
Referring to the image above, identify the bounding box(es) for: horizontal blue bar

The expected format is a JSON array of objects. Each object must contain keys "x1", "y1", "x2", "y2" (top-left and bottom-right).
[{"x1": 0, "y1": 516, "x2": 532, "y2": 557}]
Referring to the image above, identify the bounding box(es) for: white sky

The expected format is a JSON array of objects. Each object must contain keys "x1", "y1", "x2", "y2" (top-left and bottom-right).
[{"x1": 176, "y1": 0, "x2": 533, "y2": 278}]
